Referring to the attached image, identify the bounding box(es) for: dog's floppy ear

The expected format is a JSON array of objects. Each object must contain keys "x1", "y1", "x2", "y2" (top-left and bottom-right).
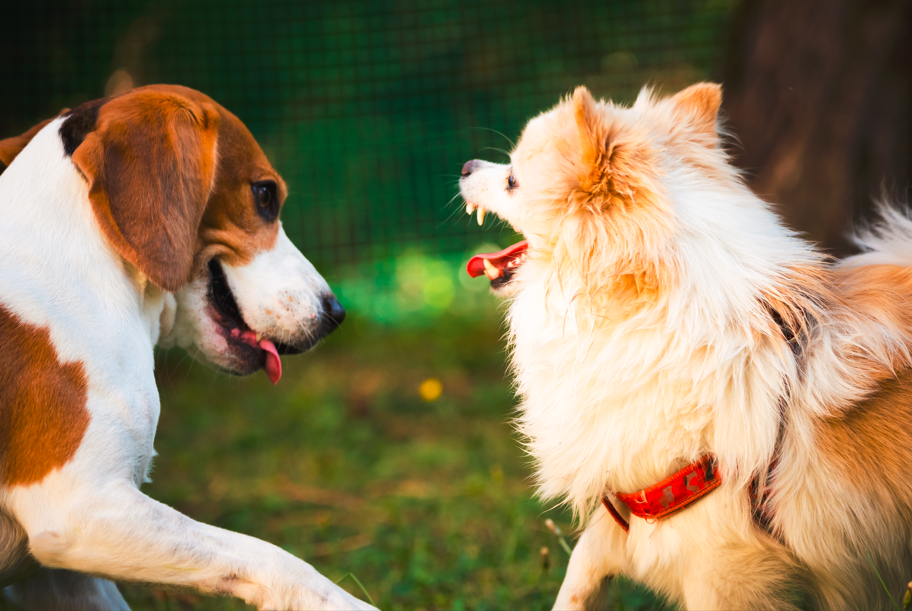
[
  {"x1": 0, "y1": 112, "x2": 69, "y2": 169},
  {"x1": 69, "y1": 91, "x2": 219, "y2": 292},
  {"x1": 670, "y1": 82, "x2": 722, "y2": 139}
]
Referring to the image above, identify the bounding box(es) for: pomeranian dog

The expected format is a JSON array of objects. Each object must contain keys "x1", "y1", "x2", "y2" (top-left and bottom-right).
[{"x1": 459, "y1": 83, "x2": 912, "y2": 610}]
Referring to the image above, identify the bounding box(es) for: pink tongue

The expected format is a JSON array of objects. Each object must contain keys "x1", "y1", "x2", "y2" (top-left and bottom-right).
[
  {"x1": 466, "y1": 240, "x2": 529, "y2": 278},
  {"x1": 258, "y1": 339, "x2": 282, "y2": 385}
]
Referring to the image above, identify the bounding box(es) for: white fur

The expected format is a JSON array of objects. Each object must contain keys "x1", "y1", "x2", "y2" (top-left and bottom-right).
[
  {"x1": 0, "y1": 119, "x2": 374, "y2": 610},
  {"x1": 158, "y1": 226, "x2": 333, "y2": 369},
  {"x1": 223, "y1": 227, "x2": 330, "y2": 342}
]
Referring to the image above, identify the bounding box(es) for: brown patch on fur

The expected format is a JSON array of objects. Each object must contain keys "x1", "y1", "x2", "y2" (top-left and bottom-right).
[
  {"x1": 601, "y1": 271, "x2": 662, "y2": 310},
  {"x1": 836, "y1": 264, "x2": 912, "y2": 323},
  {"x1": 0, "y1": 115, "x2": 64, "y2": 168},
  {"x1": 0, "y1": 306, "x2": 90, "y2": 486},
  {"x1": 833, "y1": 265, "x2": 912, "y2": 388},
  {"x1": 68, "y1": 85, "x2": 283, "y2": 292},
  {"x1": 817, "y1": 368, "x2": 912, "y2": 512}
]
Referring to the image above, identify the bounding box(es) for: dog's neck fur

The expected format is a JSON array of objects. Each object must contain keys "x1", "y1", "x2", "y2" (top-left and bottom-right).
[{"x1": 505, "y1": 158, "x2": 863, "y2": 519}]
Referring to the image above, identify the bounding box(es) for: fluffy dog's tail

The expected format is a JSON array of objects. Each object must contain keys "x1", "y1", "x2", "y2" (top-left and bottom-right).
[{"x1": 852, "y1": 201, "x2": 912, "y2": 267}]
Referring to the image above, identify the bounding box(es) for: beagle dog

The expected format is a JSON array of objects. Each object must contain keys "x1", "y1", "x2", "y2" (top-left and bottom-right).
[{"x1": 0, "y1": 85, "x2": 374, "y2": 610}]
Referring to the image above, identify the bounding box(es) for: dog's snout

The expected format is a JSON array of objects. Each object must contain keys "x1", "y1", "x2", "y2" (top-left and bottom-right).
[
  {"x1": 320, "y1": 293, "x2": 346, "y2": 334},
  {"x1": 461, "y1": 160, "x2": 480, "y2": 177}
]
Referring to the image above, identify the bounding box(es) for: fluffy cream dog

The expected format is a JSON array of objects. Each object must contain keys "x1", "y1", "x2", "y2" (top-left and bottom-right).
[{"x1": 459, "y1": 83, "x2": 912, "y2": 610}]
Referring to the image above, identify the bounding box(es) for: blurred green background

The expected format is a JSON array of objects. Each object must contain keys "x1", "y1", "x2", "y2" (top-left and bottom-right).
[
  {"x1": 0, "y1": 1, "x2": 738, "y2": 609},
  {"x1": 0, "y1": 0, "x2": 735, "y2": 272}
]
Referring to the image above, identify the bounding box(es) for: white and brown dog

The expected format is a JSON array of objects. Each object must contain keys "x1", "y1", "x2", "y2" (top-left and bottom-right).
[
  {"x1": 0, "y1": 85, "x2": 373, "y2": 610},
  {"x1": 461, "y1": 83, "x2": 912, "y2": 609}
]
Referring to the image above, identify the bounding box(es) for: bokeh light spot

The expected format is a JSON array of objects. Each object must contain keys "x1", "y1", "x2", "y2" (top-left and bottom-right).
[{"x1": 419, "y1": 377, "x2": 443, "y2": 402}]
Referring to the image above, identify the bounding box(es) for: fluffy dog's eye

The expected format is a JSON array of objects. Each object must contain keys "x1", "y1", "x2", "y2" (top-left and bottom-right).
[
  {"x1": 507, "y1": 171, "x2": 518, "y2": 191},
  {"x1": 252, "y1": 181, "x2": 279, "y2": 222}
]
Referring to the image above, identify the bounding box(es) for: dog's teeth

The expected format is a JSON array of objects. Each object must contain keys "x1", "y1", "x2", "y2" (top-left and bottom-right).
[
  {"x1": 466, "y1": 202, "x2": 476, "y2": 215},
  {"x1": 477, "y1": 207, "x2": 486, "y2": 225},
  {"x1": 255, "y1": 332, "x2": 262, "y2": 342},
  {"x1": 483, "y1": 258, "x2": 501, "y2": 280}
]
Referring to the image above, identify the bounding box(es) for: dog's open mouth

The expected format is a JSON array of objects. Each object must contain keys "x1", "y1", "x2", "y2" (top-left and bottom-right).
[
  {"x1": 206, "y1": 258, "x2": 287, "y2": 385},
  {"x1": 467, "y1": 240, "x2": 529, "y2": 290}
]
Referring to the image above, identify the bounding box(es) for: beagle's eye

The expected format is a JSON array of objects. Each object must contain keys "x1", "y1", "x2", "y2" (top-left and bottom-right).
[
  {"x1": 507, "y1": 171, "x2": 518, "y2": 191},
  {"x1": 252, "y1": 181, "x2": 279, "y2": 222}
]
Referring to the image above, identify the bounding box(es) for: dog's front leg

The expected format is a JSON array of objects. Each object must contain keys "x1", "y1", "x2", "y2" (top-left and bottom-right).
[
  {"x1": 13, "y1": 482, "x2": 375, "y2": 611},
  {"x1": 553, "y1": 513, "x2": 626, "y2": 611}
]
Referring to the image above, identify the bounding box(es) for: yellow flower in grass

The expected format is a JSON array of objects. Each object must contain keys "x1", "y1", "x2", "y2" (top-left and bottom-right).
[{"x1": 419, "y1": 378, "x2": 443, "y2": 402}]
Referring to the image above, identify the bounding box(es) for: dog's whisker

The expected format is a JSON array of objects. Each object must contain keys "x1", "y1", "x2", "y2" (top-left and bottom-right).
[
  {"x1": 479, "y1": 146, "x2": 512, "y2": 161},
  {"x1": 469, "y1": 125, "x2": 516, "y2": 149},
  {"x1": 438, "y1": 193, "x2": 471, "y2": 228}
]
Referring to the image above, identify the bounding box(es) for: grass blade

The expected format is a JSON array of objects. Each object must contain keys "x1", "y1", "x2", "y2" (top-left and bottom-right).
[
  {"x1": 335, "y1": 572, "x2": 375, "y2": 606},
  {"x1": 867, "y1": 552, "x2": 901, "y2": 611},
  {"x1": 545, "y1": 519, "x2": 573, "y2": 556}
]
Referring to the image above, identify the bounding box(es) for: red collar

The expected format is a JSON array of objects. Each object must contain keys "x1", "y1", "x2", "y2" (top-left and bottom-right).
[{"x1": 602, "y1": 455, "x2": 721, "y2": 533}]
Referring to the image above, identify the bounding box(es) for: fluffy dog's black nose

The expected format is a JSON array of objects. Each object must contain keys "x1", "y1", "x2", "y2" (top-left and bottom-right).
[
  {"x1": 320, "y1": 293, "x2": 346, "y2": 334},
  {"x1": 461, "y1": 160, "x2": 480, "y2": 177}
]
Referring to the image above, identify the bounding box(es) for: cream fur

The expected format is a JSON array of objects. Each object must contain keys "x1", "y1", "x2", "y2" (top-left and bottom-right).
[{"x1": 460, "y1": 83, "x2": 912, "y2": 610}]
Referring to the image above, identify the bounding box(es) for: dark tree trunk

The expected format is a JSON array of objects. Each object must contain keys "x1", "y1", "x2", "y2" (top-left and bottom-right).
[{"x1": 722, "y1": 0, "x2": 912, "y2": 253}]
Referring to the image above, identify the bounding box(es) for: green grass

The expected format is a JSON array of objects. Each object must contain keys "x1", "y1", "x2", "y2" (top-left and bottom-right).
[{"x1": 119, "y1": 256, "x2": 669, "y2": 610}]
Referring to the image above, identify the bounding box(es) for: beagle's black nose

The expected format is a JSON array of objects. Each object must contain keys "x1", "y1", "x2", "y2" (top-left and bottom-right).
[
  {"x1": 461, "y1": 160, "x2": 481, "y2": 177},
  {"x1": 320, "y1": 293, "x2": 346, "y2": 335}
]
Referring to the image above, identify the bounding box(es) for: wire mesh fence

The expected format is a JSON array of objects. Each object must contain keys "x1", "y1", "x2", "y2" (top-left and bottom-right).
[{"x1": 1, "y1": 0, "x2": 738, "y2": 269}]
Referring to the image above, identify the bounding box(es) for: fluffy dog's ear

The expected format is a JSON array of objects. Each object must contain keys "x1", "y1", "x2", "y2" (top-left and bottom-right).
[
  {"x1": 70, "y1": 91, "x2": 219, "y2": 292},
  {"x1": 572, "y1": 85, "x2": 650, "y2": 199},
  {"x1": 573, "y1": 86, "x2": 606, "y2": 187},
  {"x1": 670, "y1": 82, "x2": 722, "y2": 138}
]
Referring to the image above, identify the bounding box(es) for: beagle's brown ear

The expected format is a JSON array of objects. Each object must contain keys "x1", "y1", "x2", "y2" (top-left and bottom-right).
[
  {"x1": 69, "y1": 91, "x2": 219, "y2": 292},
  {"x1": 0, "y1": 113, "x2": 67, "y2": 168}
]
